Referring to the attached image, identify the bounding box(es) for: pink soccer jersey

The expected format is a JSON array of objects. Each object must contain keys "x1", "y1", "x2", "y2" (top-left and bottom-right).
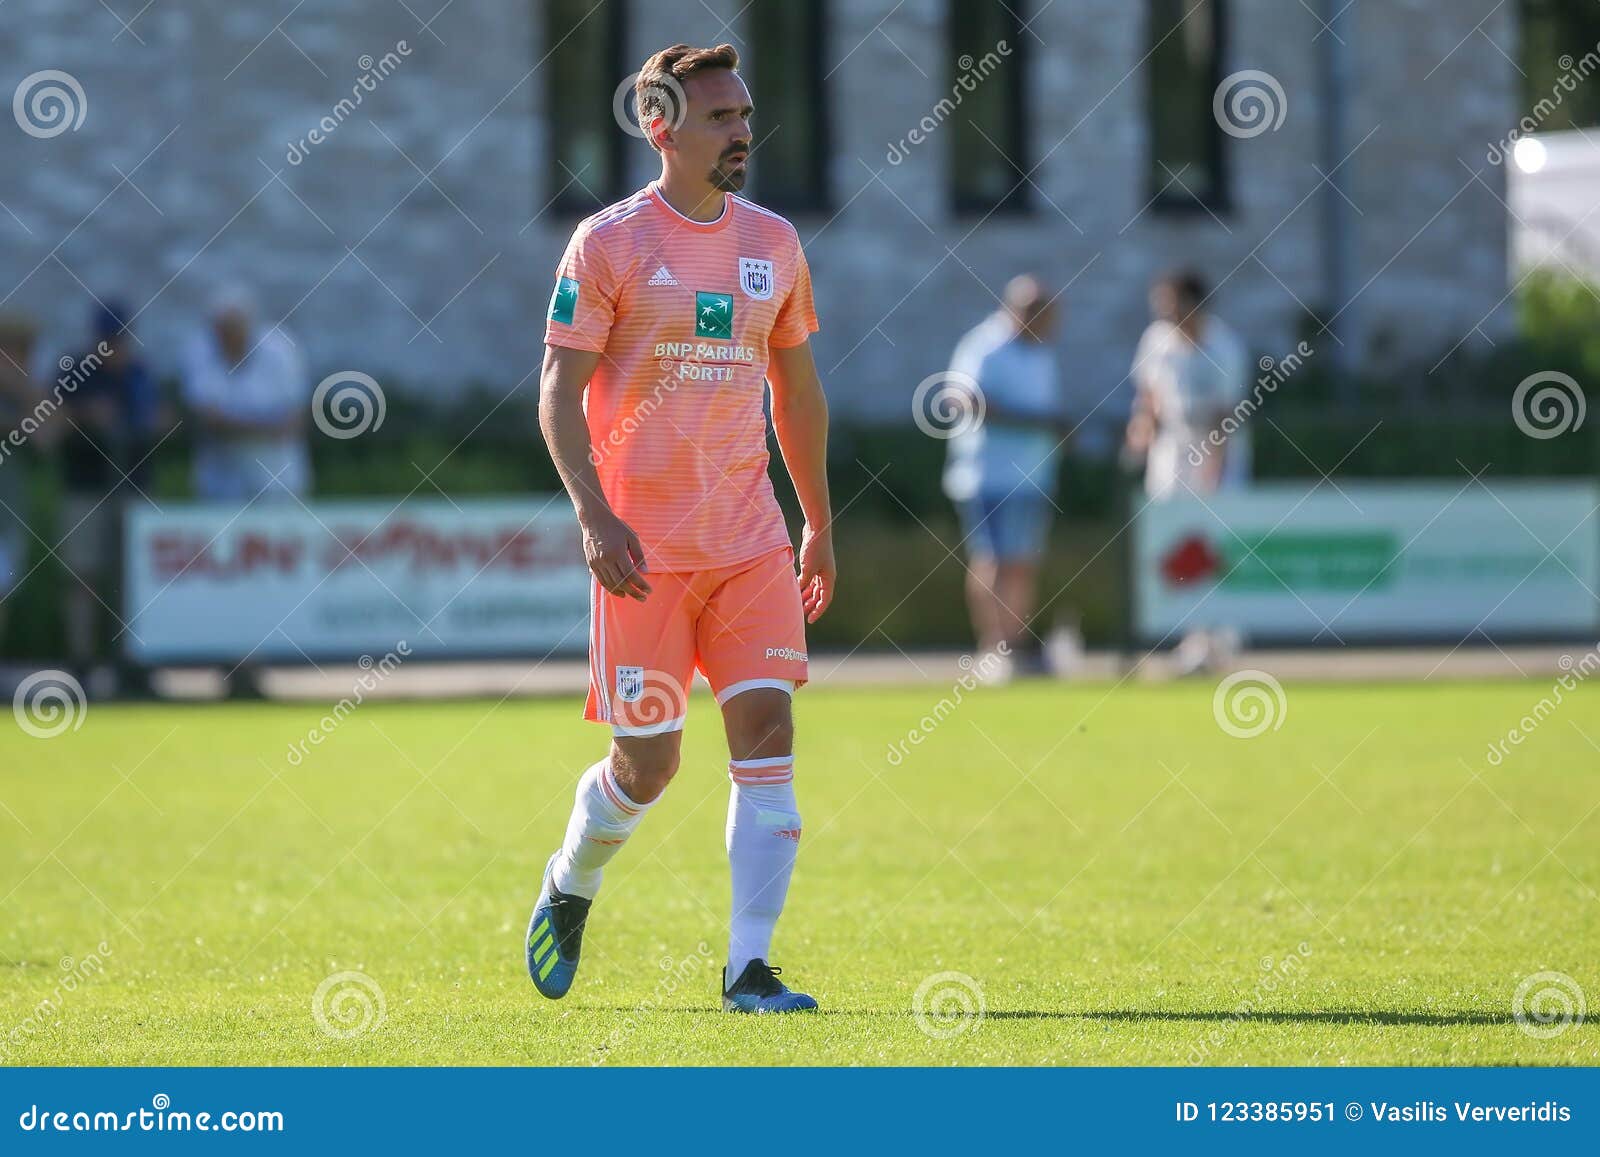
[{"x1": 544, "y1": 182, "x2": 819, "y2": 574}]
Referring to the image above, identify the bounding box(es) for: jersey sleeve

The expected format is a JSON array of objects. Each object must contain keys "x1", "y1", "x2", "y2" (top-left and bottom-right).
[
  {"x1": 770, "y1": 238, "x2": 819, "y2": 349},
  {"x1": 544, "y1": 224, "x2": 618, "y2": 353}
]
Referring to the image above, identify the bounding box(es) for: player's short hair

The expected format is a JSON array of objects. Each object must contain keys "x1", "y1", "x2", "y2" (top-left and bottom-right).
[
  {"x1": 635, "y1": 42, "x2": 741, "y2": 150},
  {"x1": 1155, "y1": 268, "x2": 1209, "y2": 309}
]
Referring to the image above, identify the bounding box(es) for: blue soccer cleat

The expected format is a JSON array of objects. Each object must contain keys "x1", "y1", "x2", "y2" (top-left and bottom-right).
[
  {"x1": 526, "y1": 853, "x2": 591, "y2": 999},
  {"x1": 721, "y1": 959, "x2": 818, "y2": 1014}
]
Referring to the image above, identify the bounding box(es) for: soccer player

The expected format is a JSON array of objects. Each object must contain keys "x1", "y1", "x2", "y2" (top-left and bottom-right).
[{"x1": 528, "y1": 43, "x2": 834, "y2": 1013}]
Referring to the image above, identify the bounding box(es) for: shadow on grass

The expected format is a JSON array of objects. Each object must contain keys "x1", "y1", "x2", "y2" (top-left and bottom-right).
[
  {"x1": 1013, "y1": 1010, "x2": 1514, "y2": 1026},
  {"x1": 587, "y1": 1007, "x2": 1514, "y2": 1026}
]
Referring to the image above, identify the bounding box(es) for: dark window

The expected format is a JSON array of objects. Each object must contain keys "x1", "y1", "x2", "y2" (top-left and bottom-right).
[
  {"x1": 1520, "y1": 0, "x2": 1600, "y2": 131},
  {"x1": 1147, "y1": 0, "x2": 1227, "y2": 212},
  {"x1": 949, "y1": 0, "x2": 1029, "y2": 214},
  {"x1": 747, "y1": 1, "x2": 829, "y2": 211},
  {"x1": 545, "y1": 0, "x2": 626, "y2": 212}
]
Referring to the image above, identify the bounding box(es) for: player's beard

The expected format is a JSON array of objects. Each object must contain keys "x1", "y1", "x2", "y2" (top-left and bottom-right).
[{"x1": 709, "y1": 159, "x2": 747, "y2": 192}]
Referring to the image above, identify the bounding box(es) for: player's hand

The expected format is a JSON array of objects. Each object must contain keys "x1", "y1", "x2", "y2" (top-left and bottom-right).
[
  {"x1": 797, "y1": 522, "x2": 836, "y2": 623},
  {"x1": 581, "y1": 508, "x2": 652, "y2": 601}
]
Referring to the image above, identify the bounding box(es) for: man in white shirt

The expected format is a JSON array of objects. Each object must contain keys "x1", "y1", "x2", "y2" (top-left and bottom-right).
[
  {"x1": 1127, "y1": 269, "x2": 1249, "y2": 501},
  {"x1": 942, "y1": 275, "x2": 1069, "y2": 678},
  {"x1": 181, "y1": 287, "x2": 311, "y2": 502},
  {"x1": 1125, "y1": 269, "x2": 1250, "y2": 673}
]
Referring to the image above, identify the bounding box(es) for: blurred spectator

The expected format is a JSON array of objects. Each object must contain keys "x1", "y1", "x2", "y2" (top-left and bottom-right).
[
  {"x1": 941, "y1": 274, "x2": 1070, "y2": 682},
  {"x1": 0, "y1": 316, "x2": 42, "y2": 647},
  {"x1": 1127, "y1": 269, "x2": 1250, "y2": 500},
  {"x1": 57, "y1": 301, "x2": 160, "y2": 676},
  {"x1": 181, "y1": 286, "x2": 310, "y2": 502},
  {"x1": 1126, "y1": 269, "x2": 1249, "y2": 673}
]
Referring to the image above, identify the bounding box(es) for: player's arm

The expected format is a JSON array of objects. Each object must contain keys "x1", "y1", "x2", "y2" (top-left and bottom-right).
[
  {"x1": 538, "y1": 344, "x2": 651, "y2": 601},
  {"x1": 767, "y1": 339, "x2": 834, "y2": 623}
]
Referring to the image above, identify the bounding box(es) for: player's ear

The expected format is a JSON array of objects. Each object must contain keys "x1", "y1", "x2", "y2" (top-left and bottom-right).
[{"x1": 649, "y1": 115, "x2": 674, "y2": 152}]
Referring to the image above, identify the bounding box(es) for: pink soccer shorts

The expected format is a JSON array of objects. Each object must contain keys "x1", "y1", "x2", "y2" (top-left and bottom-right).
[{"x1": 584, "y1": 545, "x2": 809, "y2": 735}]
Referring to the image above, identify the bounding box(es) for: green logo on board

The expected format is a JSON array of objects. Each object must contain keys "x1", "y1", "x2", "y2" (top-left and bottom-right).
[{"x1": 694, "y1": 291, "x2": 733, "y2": 339}]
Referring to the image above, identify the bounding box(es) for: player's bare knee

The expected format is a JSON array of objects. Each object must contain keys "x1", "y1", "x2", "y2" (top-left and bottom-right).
[
  {"x1": 722, "y1": 689, "x2": 794, "y2": 761},
  {"x1": 610, "y1": 734, "x2": 681, "y2": 802}
]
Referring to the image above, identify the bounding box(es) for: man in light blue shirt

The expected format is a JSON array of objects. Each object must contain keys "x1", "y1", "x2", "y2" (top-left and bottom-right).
[{"x1": 941, "y1": 275, "x2": 1068, "y2": 677}]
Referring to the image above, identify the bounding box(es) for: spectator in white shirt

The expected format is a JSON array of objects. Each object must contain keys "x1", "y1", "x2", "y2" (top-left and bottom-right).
[
  {"x1": 1127, "y1": 269, "x2": 1250, "y2": 501},
  {"x1": 1125, "y1": 269, "x2": 1250, "y2": 674},
  {"x1": 181, "y1": 287, "x2": 310, "y2": 502}
]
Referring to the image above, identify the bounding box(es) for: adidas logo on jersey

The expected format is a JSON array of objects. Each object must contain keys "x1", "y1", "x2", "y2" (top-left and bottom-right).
[{"x1": 647, "y1": 265, "x2": 679, "y2": 286}]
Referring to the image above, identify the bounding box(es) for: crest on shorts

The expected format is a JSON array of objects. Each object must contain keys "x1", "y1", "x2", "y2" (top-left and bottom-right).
[
  {"x1": 615, "y1": 665, "x2": 644, "y2": 703},
  {"x1": 738, "y1": 257, "x2": 774, "y2": 301}
]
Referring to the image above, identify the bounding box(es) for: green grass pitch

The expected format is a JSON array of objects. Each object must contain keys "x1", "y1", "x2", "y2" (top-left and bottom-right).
[{"x1": 2, "y1": 678, "x2": 1596, "y2": 1065}]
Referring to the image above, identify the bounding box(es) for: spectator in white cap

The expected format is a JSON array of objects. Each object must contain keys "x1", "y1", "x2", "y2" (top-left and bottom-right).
[{"x1": 181, "y1": 285, "x2": 310, "y2": 502}]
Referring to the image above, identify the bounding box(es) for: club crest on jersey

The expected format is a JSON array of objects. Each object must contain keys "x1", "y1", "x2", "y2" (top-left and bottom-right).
[
  {"x1": 616, "y1": 665, "x2": 644, "y2": 703},
  {"x1": 694, "y1": 291, "x2": 733, "y2": 339},
  {"x1": 738, "y1": 257, "x2": 774, "y2": 301}
]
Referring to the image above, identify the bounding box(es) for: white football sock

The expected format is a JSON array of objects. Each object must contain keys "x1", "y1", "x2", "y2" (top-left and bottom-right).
[
  {"x1": 725, "y1": 756, "x2": 800, "y2": 981},
  {"x1": 551, "y1": 758, "x2": 655, "y2": 899}
]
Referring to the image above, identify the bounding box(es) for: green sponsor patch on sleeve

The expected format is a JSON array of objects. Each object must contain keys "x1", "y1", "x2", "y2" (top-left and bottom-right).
[{"x1": 549, "y1": 276, "x2": 579, "y2": 325}]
